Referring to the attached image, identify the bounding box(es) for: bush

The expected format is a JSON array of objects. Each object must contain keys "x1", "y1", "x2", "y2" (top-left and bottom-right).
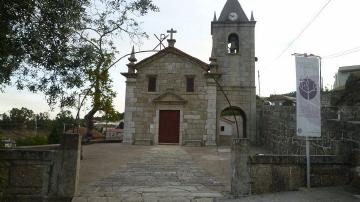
[
  {"x1": 16, "y1": 136, "x2": 48, "y2": 146},
  {"x1": 48, "y1": 123, "x2": 61, "y2": 144}
]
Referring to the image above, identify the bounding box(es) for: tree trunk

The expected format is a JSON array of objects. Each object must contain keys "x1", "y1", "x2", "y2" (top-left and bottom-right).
[{"x1": 84, "y1": 108, "x2": 97, "y2": 142}]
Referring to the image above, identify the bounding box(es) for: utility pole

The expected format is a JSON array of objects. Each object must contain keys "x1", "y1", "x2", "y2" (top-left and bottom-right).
[
  {"x1": 34, "y1": 115, "x2": 38, "y2": 136},
  {"x1": 258, "y1": 70, "x2": 261, "y2": 97}
]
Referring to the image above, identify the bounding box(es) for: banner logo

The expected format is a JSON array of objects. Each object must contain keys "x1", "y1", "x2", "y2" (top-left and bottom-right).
[{"x1": 299, "y1": 78, "x2": 317, "y2": 100}]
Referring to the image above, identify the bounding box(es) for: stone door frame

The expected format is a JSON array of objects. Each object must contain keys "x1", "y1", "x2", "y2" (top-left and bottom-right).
[
  {"x1": 154, "y1": 104, "x2": 184, "y2": 145},
  {"x1": 158, "y1": 110, "x2": 180, "y2": 144}
]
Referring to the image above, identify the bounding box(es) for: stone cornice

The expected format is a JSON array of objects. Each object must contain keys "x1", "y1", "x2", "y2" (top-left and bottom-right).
[{"x1": 121, "y1": 72, "x2": 137, "y2": 78}]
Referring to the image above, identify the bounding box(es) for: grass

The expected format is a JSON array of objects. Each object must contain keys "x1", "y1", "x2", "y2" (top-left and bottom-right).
[
  {"x1": 0, "y1": 129, "x2": 50, "y2": 146},
  {"x1": 15, "y1": 135, "x2": 49, "y2": 146}
]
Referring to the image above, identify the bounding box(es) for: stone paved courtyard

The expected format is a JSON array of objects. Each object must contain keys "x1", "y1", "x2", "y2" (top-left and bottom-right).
[
  {"x1": 73, "y1": 144, "x2": 230, "y2": 201},
  {"x1": 73, "y1": 144, "x2": 359, "y2": 202}
]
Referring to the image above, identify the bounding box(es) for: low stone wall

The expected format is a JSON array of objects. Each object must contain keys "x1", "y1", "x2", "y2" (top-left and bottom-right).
[
  {"x1": 249, "y1": 155, "x2": 352, "y2": 194},
  {"x1": 256, "y1": 106, "x2": 360, "y2": 190},
  {"x1": 0, "y1": 133, "x2": 81, "y2": 202},
  {"x1": 257, "y1": 106, "x2": 360, "y2": 156}
]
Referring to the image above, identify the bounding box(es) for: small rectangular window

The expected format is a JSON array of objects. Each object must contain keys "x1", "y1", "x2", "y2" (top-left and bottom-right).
[
  {"x1": 221, "y1": 126, "x2": 225, "y2": 131},
  {"x1": 186, "y1": 77, "x2": 194, "y2": 92},
  {"x1": 148, "y1": 76, "x2": 156, "y2": 92}
]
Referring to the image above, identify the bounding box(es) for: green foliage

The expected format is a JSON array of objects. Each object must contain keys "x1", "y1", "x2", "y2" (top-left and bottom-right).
[
  {"x1": 0, "y1": 161, "x2": 7, "y2": 197},
  {"x1": 1, "y1": 0, "x2": 158, "y2": 138},
  {"x1": 56, "y1": 110, "x2": 74, "y2": 123},
  {"x1": 282, "y1": 91, "x2": 296, "y2": 97},
  {"x1": 0, "y1": 108, "x2": 54, "y2": 130},
  {"x1": 221, "y1": 106, "x2": 243, "y2": 116},
  {"x1": 36, "y1": 112, "x2": 52, "y2": 129},
  {"x1": 75, "y1": 0, "x2": 158, "y2": 134},
  {"x1": 9, "y1": 107, "x2": 34, "y2": 129},
  {"x1": 334, "y1": 72, "x2": 360, "y2": 106},
  {"x1": 0, "y1": 113, "x2": 11, "y2": 129},
  {"x1": 102, "y1": 110, "x2": 124, "y2": 122},
  {"x1": 48, "y1": 122, "x2": 61, "y2": 144},
  {"x1": 0, "y1": 0, "x2": 89, "y2": 99},
  {"x1": 1, "y1": 1, "x2": 158, "y2": 139},
  {"x1": 48, "y1": 110, "x2": 75, "y2": 144},
  {"x1": 16, "y1": 135, "x2": 48, "y2": 146},
  {"x1": 1, "y1": 1, "x2": 158, "y2": 109}
]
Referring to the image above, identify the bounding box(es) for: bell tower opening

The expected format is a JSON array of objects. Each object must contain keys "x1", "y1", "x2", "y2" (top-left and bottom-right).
[{"x1": 228, "y1": 33, "x2": 239, "y2": 54}]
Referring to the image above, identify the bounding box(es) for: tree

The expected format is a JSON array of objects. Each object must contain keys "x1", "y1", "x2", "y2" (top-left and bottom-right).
[
  {"x1": 9, "y1": 107, "x2": 34, "y2": 129},
  {"x1": 102, "y1": 110, "x2": 124, "y2": 122},
  {"x1": 1, "y1": 0, "x2": 158, "y2": 138},
  {"x1": 48, "y1": 110, "x2": 74, "y2": 144},
  {"x1": 72, "y1": 0, "x2": 158, "y2": 138},
  {"x1": 0, "y1": 113, "x2": 11, "y2": 129},
  {"x1": 36, "y1": 112, "x2": 51, "y2": 129},
  {"x1": 0, "y1": 0, "x2": 88, "y2": 99},
  {"x1": 333, "y1": 72, "x2": 360, "y2": 106}
]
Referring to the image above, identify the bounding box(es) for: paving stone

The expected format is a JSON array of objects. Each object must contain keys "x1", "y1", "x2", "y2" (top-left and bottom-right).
[
  {"x1": 72, "y1": 197, "x2": 88, "y2": 202},
  {"x1": 74, "y1": 146, "x2": 225, "y2": 201}
]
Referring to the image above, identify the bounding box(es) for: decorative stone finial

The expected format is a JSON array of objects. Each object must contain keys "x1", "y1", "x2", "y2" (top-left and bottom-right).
[
  {"x1": 167, "y1": 28, "x2": 177, "y2": 47},
  {"x1": 250, "y1": 11, "x2": 255, "y2": 21},
  {"x1": 213, "y1": 12, "x2": 217, "y2": 21},
  {"x1": 128, "y1": 46, "x2": 137, "y2": 63},
  {"x1": 209, "y1": 46, "x2": 218, "y2": 73},
  {"x1": 127, "y1": 46, "x2": 137, "y2": 73}
]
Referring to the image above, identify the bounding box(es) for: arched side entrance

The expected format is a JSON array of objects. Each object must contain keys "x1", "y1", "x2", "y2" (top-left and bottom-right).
[{"x1": 219, "y1": 106, "x2": 247, "y2": 146}]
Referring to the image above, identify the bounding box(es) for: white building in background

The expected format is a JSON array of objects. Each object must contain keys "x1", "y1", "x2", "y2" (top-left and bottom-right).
[
  {"x1": 219, "y1": 117, "x2": 234, "y2": 136},
  {"x1": 334, "y1": 65, "x2": 360, "y2": 90},
  {"x1": 105, "y1": 128, "x2": 123, "y2": 141}
]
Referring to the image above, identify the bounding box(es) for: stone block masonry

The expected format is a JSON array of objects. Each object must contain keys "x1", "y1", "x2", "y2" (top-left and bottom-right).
[
  {"x1": 257, "y1": 105, "x2": 360, "y2": 191},
  {"x1": 231, "y1": 138, "x2": 251, "y2": 197},
  {"x1": 257, "y1": 106, "x2": 360, "y2": 156},
  {"x1": 0, "y1": 133, "x2": 81, "y2": 202},
  {"x1": 249, "y1": 155, "x2": 352, "y2": 194},
  {"x1": 124, "y1": 52, "x2": 210, "y2": 145}
]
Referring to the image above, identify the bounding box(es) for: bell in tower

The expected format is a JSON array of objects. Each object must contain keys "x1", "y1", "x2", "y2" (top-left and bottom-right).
[{"x1": 228, "y1": 33, "x2": 239, "y2": 54}]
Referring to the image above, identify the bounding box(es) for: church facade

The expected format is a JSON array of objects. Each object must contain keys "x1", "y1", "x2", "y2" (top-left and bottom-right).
[{"x1": 122, "y1": 0, "x2": 256, "y2": 146}]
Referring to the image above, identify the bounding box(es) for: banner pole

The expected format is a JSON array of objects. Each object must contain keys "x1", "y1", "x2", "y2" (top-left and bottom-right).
[{"x1": 306, "y1": 136, "x2": 311, "y2": 189}]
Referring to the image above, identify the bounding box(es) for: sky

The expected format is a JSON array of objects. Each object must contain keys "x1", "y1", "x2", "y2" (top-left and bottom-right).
[{"x1": 1, "y1": 0, "x2": 360, "y2": 118}]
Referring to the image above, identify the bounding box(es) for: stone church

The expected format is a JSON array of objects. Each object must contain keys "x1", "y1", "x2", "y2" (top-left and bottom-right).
[{"x1": 122, "y1": 0, "x2": 256, "y2": 146}]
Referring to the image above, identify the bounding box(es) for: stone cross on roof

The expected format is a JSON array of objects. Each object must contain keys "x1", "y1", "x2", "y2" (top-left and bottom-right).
[{"x1": 167, "y1": 28, "x2": 177, "y2": 40}]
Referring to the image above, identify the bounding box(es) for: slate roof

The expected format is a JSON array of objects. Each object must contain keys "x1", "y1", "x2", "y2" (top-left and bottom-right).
[
  {"x1": 133, "y1": 46, "x2": 210, "y2": 71},
  {"x1": 218, "y1": 0, "x2": 249, "y2": 22}
]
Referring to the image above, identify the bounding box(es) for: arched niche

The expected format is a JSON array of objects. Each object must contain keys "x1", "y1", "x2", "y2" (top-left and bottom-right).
[
  {"x1": 227, "y1": 33, "x2": 239, "y2": 54},
  {"x1": 220, "y1": 106, "x2": 247, "y2": 138}
]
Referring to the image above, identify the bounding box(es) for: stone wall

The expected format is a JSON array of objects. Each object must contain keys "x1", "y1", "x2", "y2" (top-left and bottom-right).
[
  {"x1": 257, "y1": 106, "x2": 360, "y2": 156},
  {"x1": 249, "y1": 155, "x2": 352, "y2": 194},
  {"x1": 0, "y1": 133, "x2": 81, "y2": 201},
  {"x1": 257, "y1": 106, "x2": 360, "y2": 190}
]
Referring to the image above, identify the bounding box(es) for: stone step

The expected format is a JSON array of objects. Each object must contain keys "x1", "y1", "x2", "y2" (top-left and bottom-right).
[
  {"x1": 76, "y1": 191, "x2": 223, "y2": 197},
  {"x1": 80, "y1": 185, "x2": 220, "y2": 194},
  {"x1": 72, "y1": 196, "x2": 216, "y2": 202},
  {"x1": 73, "y1": 191, "x2": 222, "y2": 202}
]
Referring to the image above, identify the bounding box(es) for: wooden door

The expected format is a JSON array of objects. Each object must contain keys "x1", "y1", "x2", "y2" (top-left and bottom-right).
[{"x1": 159, "y1": 110, "x2": 180, "y2": 144}]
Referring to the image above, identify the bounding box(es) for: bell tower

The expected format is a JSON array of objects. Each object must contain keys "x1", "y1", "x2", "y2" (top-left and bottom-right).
[{"x1": 212, "y1": 0, "x2": 257, "y2": 142}]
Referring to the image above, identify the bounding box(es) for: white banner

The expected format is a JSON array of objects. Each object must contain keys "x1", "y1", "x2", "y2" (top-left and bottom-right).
[{"x1": 295, "y1": 55, "x2": 321, "y2": 137}]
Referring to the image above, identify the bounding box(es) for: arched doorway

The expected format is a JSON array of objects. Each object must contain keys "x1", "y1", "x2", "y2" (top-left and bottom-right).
[{"x1": 219, "y1": 106, "x2": 247, "y2": 146}]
